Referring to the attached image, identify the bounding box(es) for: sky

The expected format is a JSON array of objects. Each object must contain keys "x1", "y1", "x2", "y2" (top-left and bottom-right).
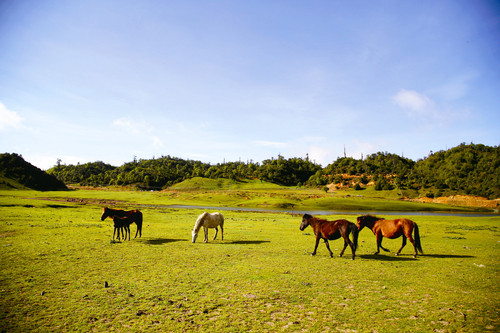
[{"x1": 1, "y1": 0, "x2": 499, "y2": 170}]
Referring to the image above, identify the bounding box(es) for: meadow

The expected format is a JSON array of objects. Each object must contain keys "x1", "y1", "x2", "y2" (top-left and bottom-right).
[{"x1": 0, "y1": 189, "x2": 498, "y2": 332}]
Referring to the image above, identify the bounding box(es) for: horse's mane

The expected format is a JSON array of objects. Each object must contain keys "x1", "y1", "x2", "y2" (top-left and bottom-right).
[
  {"x1": 193, "y1": 212, "x2": 209, "y2": 231},
  {"x1": 303, "y1": 214, "x2": 329, "y2": 224},
  {"x1": 359, "y1": 215, "x2": 383, "y2": 222}
]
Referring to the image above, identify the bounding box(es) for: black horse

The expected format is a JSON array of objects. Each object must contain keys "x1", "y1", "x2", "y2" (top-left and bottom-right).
[{"x1": 112, "y1": 216, "x2": 134, "y2": 241}]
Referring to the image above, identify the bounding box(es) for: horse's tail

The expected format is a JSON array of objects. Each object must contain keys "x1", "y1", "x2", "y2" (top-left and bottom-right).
[
  {"x1": 219, "y1": 213, "x2": 224, "y2": 227},
  {"x1": 350, "y1": 222, "x2": 359, "y2": 252},
  {"x1": 413, "y1": 222, "x2": 423, "y2": 254}
]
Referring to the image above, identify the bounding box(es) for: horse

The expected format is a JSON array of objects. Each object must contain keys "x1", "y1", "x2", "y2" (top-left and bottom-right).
[
  {"x1": 356, "y1": 215, "x2": 423, "y2": 258},
  {"x1": 300, "y1": 214, "x2": 358, "y2": 260},
  {"x1": 112, "y1": 216, "x2": 134, "y2": 241},
  {"x1": 101, "y1": 207, "x2": 143, "y2": 238},
  {"x1": 192, "y1": 212, "x2": 224, "y2": 243}
]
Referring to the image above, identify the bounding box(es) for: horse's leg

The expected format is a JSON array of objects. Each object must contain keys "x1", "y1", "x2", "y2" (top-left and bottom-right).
[
  {"x1": 311, "y1": 236, "x2": 321, "y2": 256},
  {"x1": 220, "y1": 225, "x2": 224, "y2": 241},
  {"x1": 396, "y1": 235, "x2": 407, "y2": 256},
  {"x1": 339, "y1": 240, "x2": 348, "y2": 257},
  {"x1": 213, "y1": 227, "x2": 218, "y2": 240},
  {"x1": 378, "y1": 233, "x2": 390, "y2": 253},
  {"x1": 113, "y1": 227, "x2": 116, "y2": 241},
  {"x1": 405, "y1": 226, "x2": 418, "y2": 258},
  {"x1": 126, "y1": 225, "x2": 131, "y2": 241},
  {"x1": 323, "y1": 239, "x2": 334, "y2": 258},
  {"x1": 342, "y1": 234, "x2": 356, "y2": 260},
  {"x1": 375, "y1": 233, "x2": 389, "y2": 254},
  {"x1": 204, "y1": 227, "x2": 208, "y2": 243}
]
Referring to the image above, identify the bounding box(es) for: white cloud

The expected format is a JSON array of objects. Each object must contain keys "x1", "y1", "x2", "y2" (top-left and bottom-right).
[
  {"x1": 254, "y1": 140, "x2": 288, "y2": 148},
  {"x1": 112, "y1": 117, "x2": 153, "y2": 134},
  {"x1": 307, "y1": 145, "x2": 333, "y2": 166},
  {"x1": 0, "y1": 102, "x2": 24, "y2": 130},
  {"x1": 392, "y1": 89, "x2": 434, "y2": 115},
  {"x1": 152, "y1": 136, "x2": 163, "y2": 147}
]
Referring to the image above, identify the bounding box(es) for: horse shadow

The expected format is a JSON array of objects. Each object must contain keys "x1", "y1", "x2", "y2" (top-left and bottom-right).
[
  {"x1": 358, "y1": 254, "x2": 417, "y2": 261},
  {"x1": 139, "y1": 238, "x2": 187, "y2": 245},
  {"x1": 223, "y1": 240, "x2": 271, "y2": 245},
  {"x1": 359, "y1": 253, "x2": 475, "y2": 261},
  {"x1": 420, "y1": 254, "x2": 475, "y2": 259}
]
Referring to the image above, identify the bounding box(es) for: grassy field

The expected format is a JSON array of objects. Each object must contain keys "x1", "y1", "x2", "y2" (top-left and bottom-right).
[{"x1": 0, "y1": 189, "x2": 499, "y2": 332}]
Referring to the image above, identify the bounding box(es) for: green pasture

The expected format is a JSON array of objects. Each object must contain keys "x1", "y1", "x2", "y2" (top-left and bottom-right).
[{"x1": 0, "y1": 190, "x2": 499, "y2": 332}]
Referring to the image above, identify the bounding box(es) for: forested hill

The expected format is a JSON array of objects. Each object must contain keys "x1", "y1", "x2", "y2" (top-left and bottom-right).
[
  {"x1": 0, "y1": 153, "x2": 67, "y2": 191},
  {"x1": 43, "y1": 143, "x2": 499, "y2": 199}
]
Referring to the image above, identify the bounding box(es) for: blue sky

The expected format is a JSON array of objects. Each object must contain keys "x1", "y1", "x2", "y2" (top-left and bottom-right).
[{"x1": 1, "y1": 0, "x2": 499, "y2": 170}]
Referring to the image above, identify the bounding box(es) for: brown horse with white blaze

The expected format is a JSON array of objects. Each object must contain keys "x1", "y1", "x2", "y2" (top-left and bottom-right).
[
  {"x1": 356, "y1": 215, "x2": 423, "y2": 258},
  {"x1": 300, "y1": 214, "x2": 358, "y2": 259}
]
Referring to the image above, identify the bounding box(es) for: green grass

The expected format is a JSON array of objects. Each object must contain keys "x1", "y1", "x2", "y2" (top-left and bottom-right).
[
  {"x1": 3, "y1": 180, "x2": 487, "y2": 214},
  {"x1": 0, "y1": 190, "x2": 499, "y2": 332}
]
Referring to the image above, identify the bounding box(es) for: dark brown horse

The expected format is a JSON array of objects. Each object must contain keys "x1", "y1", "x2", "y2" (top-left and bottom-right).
[
  {"x1": 356, "y1": 215, "x2": 423, "y2": 258},
  {"x1": 101, "y1": 207, "x2": 143, "y2": 238},
  {"x1": 300, "y1": 214, "x2": 358, "y2": 259},
  {"x1": 112, "y1": 216, "x2": 134, "y2": 241}
]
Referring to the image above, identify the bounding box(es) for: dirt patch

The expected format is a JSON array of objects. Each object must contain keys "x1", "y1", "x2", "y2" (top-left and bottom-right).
[
  {"x1": 28, "y1": 197, "x2": 122, "y2": 207},
  {"x1": 412, "y1": 195, "x2": 499, "y2": 209}
]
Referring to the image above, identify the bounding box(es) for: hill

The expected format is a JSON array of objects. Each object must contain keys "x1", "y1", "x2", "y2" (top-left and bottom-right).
[
  {"x1": 168, "y1": 177, "x2": 284, "y2": 191},
  {"x1": 0, "y1": 153, "x2": 67, "y2": 191},
  {"x1": 44, "y1": 143, "x2": 499, "y2": 199}
]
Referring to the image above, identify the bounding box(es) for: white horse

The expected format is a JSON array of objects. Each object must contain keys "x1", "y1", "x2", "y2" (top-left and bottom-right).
[{"x1": 192, "y1": 212, "x2": 224, "y2": 243}]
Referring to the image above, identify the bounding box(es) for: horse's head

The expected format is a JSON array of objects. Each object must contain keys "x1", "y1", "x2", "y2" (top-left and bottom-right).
[
  {"x1": 191, "y1": 229, "x2": 199, "y2": 243},
  {"x1": 356, "y1": 215, "x2": 376, "y2": 231},
  {"x1": 100, "y1": 207, "x2": 109, "y2": 221},
  {"x1": 300, "y1": 214, "x2": 312, "y2": 231}
]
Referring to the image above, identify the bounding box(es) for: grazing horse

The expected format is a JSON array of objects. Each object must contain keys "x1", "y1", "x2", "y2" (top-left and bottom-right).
[
  {"x1": 192, "y1": 212, "x2": 224, "y2": 243},
  {"x1": 101, "y1": 207, "x2": 143, "y2": 238},
  {"x1": 356, "y1": 215, "x2": 423, "y2": 258},
  {"x1": 112, "y1": 216, "x2": 134, "y2": 241},
  {"x1": 300, "y1": 214, "x2": 358, "y2": 260}
]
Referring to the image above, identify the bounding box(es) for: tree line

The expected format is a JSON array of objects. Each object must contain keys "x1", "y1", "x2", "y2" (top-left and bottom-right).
[{"x1": 46, "y1": 143, "x2": 500, "y2": 199}]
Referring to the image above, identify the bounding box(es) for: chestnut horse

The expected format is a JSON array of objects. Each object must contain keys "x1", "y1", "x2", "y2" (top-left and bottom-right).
[
  {"x1": 300, "y1": 214, "x2": 358, "y2": 260},
  {"x1": 101, "y1": 207, "x2": 143, "y2": 238},
  {"x1": 356, "y1": 215, "x2": 423, "y2": 258}
]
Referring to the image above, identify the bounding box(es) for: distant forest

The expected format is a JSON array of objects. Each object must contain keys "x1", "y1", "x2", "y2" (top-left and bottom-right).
[{"x1": 45, "y1": 143, "x2": 500, "y2": 199}]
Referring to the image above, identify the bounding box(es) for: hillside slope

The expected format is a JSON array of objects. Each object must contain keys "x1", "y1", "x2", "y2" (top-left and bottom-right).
[{"x1": 0, "y1": 153, "x2": 67, "y2": 191}]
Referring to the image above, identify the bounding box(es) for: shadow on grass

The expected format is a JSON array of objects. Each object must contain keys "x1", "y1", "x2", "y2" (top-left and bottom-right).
[
  {"x1": 359, "y1": 253, "x2": 475, "y2": 260},
  {"x1": 359, "y1": 254, "x2": 417, "y2": 261},
  {"x1": 139, "y1": 238, "x2": 187, "y2": 245},
  {"x1": 420, "y1": 253, "x2": 475, "y2": 259},
  {"x1": 223, "y1": 240, "x2": 271, "y2": 245}
]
